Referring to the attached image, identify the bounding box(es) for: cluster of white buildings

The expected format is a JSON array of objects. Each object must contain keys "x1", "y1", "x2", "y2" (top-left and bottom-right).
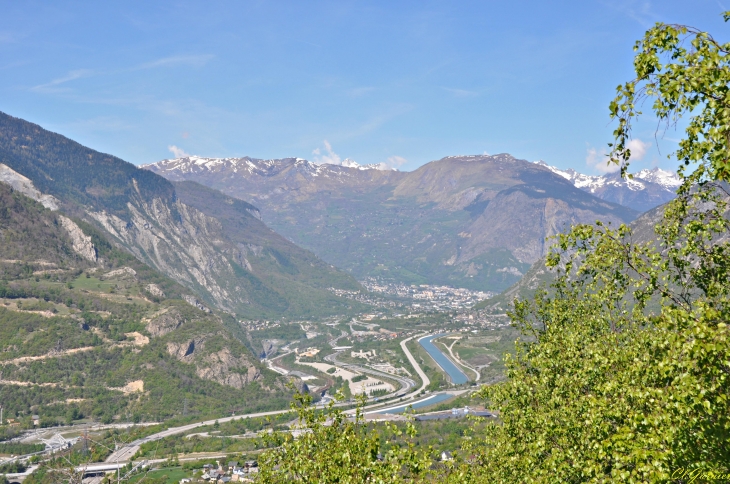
[{"x1": 360, "y1": 279, "x2": 493, "y2": 310}]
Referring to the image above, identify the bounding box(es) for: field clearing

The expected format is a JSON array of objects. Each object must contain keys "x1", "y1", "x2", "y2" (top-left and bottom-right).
[
  {"x1": 350, "y1": 376, "x2": 394, "y2": 395},
  {"x1": 129, "y1": 467, "x2": 189, "y2": 483},
  {"x1": 69, "y1": 275, "x2": 116, "y2": 292}
]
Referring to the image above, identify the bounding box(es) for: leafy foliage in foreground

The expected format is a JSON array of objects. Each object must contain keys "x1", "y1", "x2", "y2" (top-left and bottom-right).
[
  {"x1": 471, "y1": 185, "x2": 730, "y2": 481},
  {"x1": 259, "y1": 393, "x2": 432, "y2": 483}
]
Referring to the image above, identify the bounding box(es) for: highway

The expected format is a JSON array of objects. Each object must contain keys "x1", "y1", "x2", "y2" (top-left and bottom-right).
[
  {"x1": 104, "y1": 407, "x2": 292, "y2": 464},
  {"x1": 105, "y1": 333, "x2": 436, "y2": 465},
  {"x1": 401, "y1": 334, "x2": 431, "y2": 393},
  {"x1": 0, "y1": 333, "x2": 420, "y2": 474}
]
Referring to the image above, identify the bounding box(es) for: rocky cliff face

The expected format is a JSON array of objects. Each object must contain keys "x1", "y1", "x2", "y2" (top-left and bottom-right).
[
  {"x1": 145, "y1": 303, "x2": 265, "y2": 390},
  {"x1": 89, "y1": 197, "x2": 245, "y2": 314},
  {"x1": 460, "y1": 179, "x2": 632, "y2": 264},
  {"x1": 0, "y1": 179, "x2": 282, "y2": 417},
  {"x1": 58, "y1": 215, "x2": 98, "y2": 262},
  {"x1": 146, "y1": 308, "x2": 185, "y2": 337},
  {"x1": 164, "y1": 329, "x2": 261, "y2": 389},
  {"x1": 195, "y1": 349, "x2": 261, "y2": 389}
]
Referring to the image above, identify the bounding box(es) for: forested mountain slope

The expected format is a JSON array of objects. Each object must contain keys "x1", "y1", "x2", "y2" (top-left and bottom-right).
[{"x1": 0, "y1": 111, "x2": 364, "y2": 319}]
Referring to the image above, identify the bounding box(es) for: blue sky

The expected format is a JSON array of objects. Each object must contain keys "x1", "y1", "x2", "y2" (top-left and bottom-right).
[{"x1": 0, "y1": 1, "x2": 726, "y2": 173}]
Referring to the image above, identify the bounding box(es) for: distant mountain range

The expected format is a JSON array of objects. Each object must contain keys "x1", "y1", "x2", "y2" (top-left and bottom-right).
[
  {"x1": 144, "y1": 154, "x2": 639, "y2": 292},
  {"x1": 534, "y1": 161, "x2": 681, "y2": 212}
]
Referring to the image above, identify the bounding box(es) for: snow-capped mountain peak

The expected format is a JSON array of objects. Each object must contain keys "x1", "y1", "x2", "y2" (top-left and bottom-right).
[
  {"x1": 339, "y1": 158, "x2": 395, "y2": 171},
  {"x1": 634, "y1": 167, "x2": 682, "y2": 189},
  {"x1": 533, "y1": 161, "x2": 681, "y2": 212}
]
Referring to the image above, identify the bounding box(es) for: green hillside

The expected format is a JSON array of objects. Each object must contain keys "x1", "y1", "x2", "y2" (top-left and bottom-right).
[{"x1": 0, "y1": 183, "x2": 290, "y2": 424}]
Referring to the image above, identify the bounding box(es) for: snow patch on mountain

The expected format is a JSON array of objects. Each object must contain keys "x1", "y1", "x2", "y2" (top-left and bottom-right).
[
  {"x1": 634, "y1": 168, "x2": 682, "y2": 189},
  {"x1": 533, "y1": 161, "x2": 681, "y2": 193},
  {"x1": 143, "y1": 155, "x2": 395, "y2": 178},
  {"x1": 340, "y1": 158, "x2": 394, "y2": 171}
]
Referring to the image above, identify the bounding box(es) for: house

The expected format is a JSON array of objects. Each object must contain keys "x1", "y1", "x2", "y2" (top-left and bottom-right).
[
  {"x1": 179, "y1": 479, "x2": 192, "y2": 483},
  {"x1": 440, "y1": 451, "x2": 453, "y2": 461},
  {"x1": 203, "y1": 469, "x2": 219, "y2": 480},
  {"x1": 32, "y1": 415, "x2": 40, "y2": 426},
  {"x1": 227, "y1": 461, "x2": 238, "y2": 470}
]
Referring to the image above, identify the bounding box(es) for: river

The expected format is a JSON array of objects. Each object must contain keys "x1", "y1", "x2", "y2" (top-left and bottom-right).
[{"x1": 418, "y1": 334, "x2": 469, "y2": 385}]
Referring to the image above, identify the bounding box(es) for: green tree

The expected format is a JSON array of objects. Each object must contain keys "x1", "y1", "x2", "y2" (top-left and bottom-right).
[
  {"x1": 258, "y1": 392, "x2": 431, "y2": 483},
  {"x1": 462, "y1": 13, "x2": 730, "y2": 483}
]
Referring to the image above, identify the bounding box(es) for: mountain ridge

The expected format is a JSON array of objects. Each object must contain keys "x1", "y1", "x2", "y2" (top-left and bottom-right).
[{"x1": 145, "y1": 153, "x2": 638, "y2": 292}]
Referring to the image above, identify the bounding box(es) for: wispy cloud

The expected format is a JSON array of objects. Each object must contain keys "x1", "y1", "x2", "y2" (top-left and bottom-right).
[
  {"x1": 385, "y1": 155, "x2": 408, "y2": 169},
  {"x1": 626, "y1": 139, "x2": 650, "y2": 161},
  {"x1": 348, "y1": 87, "x2": 375, "y2": 97},
  {"x1": 442, "y1": 87, "x2": 478, "y2": 97},
  {"x1": 599, "y1": 0, "x2": 657, "y2": 27},
  {"x1": 28, "y1": 55, "x2": 213, "y2": 95},
  {"x1": 30, "y1": 69, "x2": 93, "y2": 93},
  {"x1": 586, "y1": 145, "x2": 619, "y2": 174},
  {"x1": 168, "y1": 145, "x2": 191, "y2": 158},
  {"x1": 312, "y1": 140, "x2": 341, "y2": 165},
  {"x1": 335, "y1": 104, "x2": 413, "y2": 141},
  {"x1": 586, "y1": 138, "x2": 651, "y2": 174},
  {"x1": 132, "y1": 54, "x2": 214, "y2": 71}
]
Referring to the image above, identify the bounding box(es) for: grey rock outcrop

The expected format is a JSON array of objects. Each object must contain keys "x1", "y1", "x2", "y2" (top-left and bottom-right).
[
  {"x1": 183, "y1": 295, "x2": 210, "y2": 313},
  {"x1": 146, "y1": 309, "x2": 184, "y2": 337},
  {"x1": 0, "y1": 163, "x2": 59, "y2": 210},
  {"x1": 89, "y1": 199, "x2": 242, "y2": 314},
  {"x1": 195, "y1": 348, "x2": 260, "y2": 389},
  {"x1": 166, "y1": 338, "x2": 204, "y2": 360},
  {"x1": 145, "y1": 283, "x2": 166, "y2": 298},
  {"x1": 101, "y1": 267, "x2": 137, "y2": 280},
  {"x1": 58, "y1": 215, "x2": 97, "y2": 262}
]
